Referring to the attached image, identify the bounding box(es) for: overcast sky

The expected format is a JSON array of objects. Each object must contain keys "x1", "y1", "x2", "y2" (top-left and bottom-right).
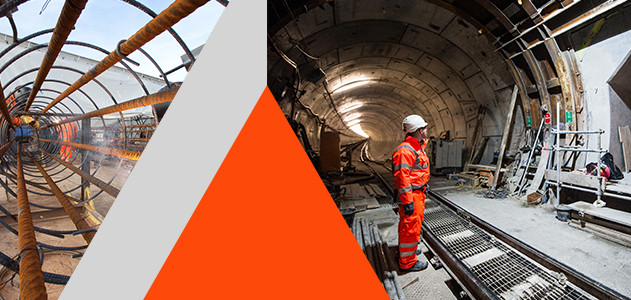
[{"x1": 0, "y1": 0, "x2": 225, "y2": 82}]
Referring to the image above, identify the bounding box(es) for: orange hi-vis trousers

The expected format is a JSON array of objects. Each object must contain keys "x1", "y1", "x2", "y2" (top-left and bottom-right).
[
  {"x1": 397, "y1": 190, "x2": 426, "y2": 269},
  {"x1": 60, "y1": 145, "x2": 74, "y2": 163}
]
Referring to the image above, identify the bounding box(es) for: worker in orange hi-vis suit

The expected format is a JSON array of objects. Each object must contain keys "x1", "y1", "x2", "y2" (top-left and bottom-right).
[
  {"x1": 392, "y1": 114, "x2": 431, "y2": 272},
  {"x1": 59, "y1": 120, "x2": 78, "y2": 163},
  {"x1": 4, "y1": 94, "x2": 21, "y2": 126}
]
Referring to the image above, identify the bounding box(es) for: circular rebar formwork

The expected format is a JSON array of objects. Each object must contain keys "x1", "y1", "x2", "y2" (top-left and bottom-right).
[{"x1": 0, "y1": 0, "x2": 226, "y2": 297}]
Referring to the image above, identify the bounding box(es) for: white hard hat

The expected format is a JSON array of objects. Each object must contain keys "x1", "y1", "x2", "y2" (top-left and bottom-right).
[{"x1": 402, "y1": 114, "x2": 427, "y2": 133}]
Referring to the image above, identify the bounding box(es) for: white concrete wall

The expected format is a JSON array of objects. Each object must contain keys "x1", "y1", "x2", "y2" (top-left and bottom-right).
[{"x1": 576, "y1": 28, "x2": 631, "y2": 165}]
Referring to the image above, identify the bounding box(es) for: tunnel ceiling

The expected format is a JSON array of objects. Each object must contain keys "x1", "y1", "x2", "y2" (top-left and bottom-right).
[{"x1": 268, "y1": 0, "x2": 521, "y2": 153}]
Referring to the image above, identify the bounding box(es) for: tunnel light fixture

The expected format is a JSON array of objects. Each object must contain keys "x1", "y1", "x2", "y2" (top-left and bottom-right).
[
  {"x1": 332, "y1": 80, "x2": 370, "y2": 94},
  {"x1": 350, "y1": 124, "x2": 369, "y2": 138},
  {"x1": 339, "y1": 102, "x2": 363, "y2": 114}
]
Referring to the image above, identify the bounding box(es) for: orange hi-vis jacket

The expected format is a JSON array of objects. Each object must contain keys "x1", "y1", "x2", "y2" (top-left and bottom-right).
[
  {"x1": 392, "y1": 135, "x2": 430, "y2": 205},
  {"x1": 4, "y1": 94, "x2": 20, "y2": 126},
  {"x1": 60, "y1": 121, "x2": 78, "y2": 162}
]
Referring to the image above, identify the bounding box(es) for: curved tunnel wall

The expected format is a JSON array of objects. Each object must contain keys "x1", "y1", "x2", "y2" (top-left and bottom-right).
[
  {"x1": 268, "y1": 0, "x2": 631, "y2": 166},
  {"x1": 268, "y1": 0, "x2": 516, "y2": 161}
]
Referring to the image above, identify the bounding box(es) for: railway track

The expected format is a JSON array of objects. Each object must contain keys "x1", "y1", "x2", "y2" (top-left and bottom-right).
[{"x1": 358, "y1": 147, "x2": 627, "y2": 300}]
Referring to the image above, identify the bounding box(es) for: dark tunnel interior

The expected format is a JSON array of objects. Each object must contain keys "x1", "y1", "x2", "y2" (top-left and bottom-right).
[{"x1": 267, "y1": 0, "x2": 631, "y2": 168}]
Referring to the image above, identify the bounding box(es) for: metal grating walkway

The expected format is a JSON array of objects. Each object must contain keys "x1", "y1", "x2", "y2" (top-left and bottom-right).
[{"x1": 424, "y1": 198, "x2": 594, "y2": 300}]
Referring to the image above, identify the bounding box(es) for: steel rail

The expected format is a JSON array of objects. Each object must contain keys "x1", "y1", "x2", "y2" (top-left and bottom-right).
[
  {"x1": 422, "y1": 218, "x2": 499, "y2": 300},
  {"x1": 361, "y1": 158, "x2": 497, "y2": 299},
  {"x1": 358, "y1": 157, "x2": 497, "y2": 299},
  {"x1": 16, "y1": 151, "x2": 48, "y2": 299},
  {"x1": 39, "y1": 86, "x2": 179, "y2": 130},
  {"x1": 26, "y1": 150, "x2": 95, "y2": 244},
  {"x1": 426, "y1": 190, "x2": 630, "y2": 300},
  {"x1": 41, "y1": 0, "x2": 209, "y2": 113},
  {"x1": 33, "y1": 143, "x2": 120, "y2": 197},
  {"x1": 360, "y1": 156, "x2": 628, "y2": 299},
  {"x1": 36, "y1": 137, "x2": 142, "y2": 161},
  {"x1": 25, "y1": 0, "x2": 88, "y2": 111}
]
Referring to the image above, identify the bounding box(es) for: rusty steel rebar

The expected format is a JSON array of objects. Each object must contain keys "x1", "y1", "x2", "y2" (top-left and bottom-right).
[
  {"x1": 36, "y1": 138, "x2": 142, "y2": 161},
  {"x1": 0, "y1": 81, "x2": 15, "y2": 129},
  {"x1": 25, "y1": 0, "x2": 88, "y2": 111},
  {"x1": 108, "y1": 138, "x2": 151, "y2": 142},
  {"x1": 26, "y1": 150, "x2": 95, "y2": 244},
  {"x1": 41, "y1": 0, "x2": 208, "y2": 113},
  {"x1": 39, "y1": 87, "x2": 178, "y2": 130},
  {"x1": 4, "y1": 171, "x2": 82, "y2": 204},
  {"x1": 0, "y1": 138, "x2": 15, "y2": 160},
  {"x1": 16, "y1": 111, "x2": 81, "y2": 117},
  {"x1": 32, "y1": 143, "x2": 120, "y2": 197},
  {"x1": 93, "y1": 124, "x2": 155, "y2": 130},
  {"x1": 16, "y1": 152, "x2": 48, "y2": 300}
]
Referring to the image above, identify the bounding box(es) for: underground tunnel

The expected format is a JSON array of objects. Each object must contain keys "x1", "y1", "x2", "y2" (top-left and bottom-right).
[
  {"x1": 268, "y1": 0, "x2": 631, "y2": 299},
  {"x1": 0, "y1": 0, "x2": 223, "y2": 298}
]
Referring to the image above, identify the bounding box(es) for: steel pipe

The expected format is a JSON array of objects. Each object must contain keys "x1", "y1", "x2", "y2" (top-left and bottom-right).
[
  {"x1": 26, "y1": 150, "x2": 95, "y2": 244},
  {"x1": 35, "y1": 138, "x2": 142, "y2": 161},
  {"x1": 16, "y1": 151, "x2": 48, "y2": 300},
  {"x1": 25, "y1": 0, "x2": 88, "y2": 111},
  {"x1": 41, "y1": 0, "x2": 209, "y2": 113},
  {"x1": 553, "y1": 130, "x2": 605, "y2": 134},
  {"x1": 40, "y1": 86, "x2": 179, "y2": 130},
  {"x1": 391, "y1": 272, "x2": 406, "y2": 300},
  {"x1": 545, "y1": 181, "x2": 631, "y2": 202}
]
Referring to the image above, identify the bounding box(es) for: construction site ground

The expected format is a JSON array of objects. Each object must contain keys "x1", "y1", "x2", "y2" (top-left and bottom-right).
[{"x1": 0, "y1": 157, "x2": 133, "y2": 299}]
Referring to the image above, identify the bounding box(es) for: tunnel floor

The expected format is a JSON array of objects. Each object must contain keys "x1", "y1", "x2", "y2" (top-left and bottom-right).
[{"x1": 353, "y1": 175, "x2": 631, "y2": 299}]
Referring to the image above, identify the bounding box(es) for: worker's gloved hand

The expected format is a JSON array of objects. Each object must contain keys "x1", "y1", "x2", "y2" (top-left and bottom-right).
[{"x1": 403, "y1": 202, "x2": 415, "y2": 216}]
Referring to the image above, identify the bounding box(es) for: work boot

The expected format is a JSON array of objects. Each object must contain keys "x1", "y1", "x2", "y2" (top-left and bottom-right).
[{"x1": 400, "y1": 260, "x2": 428, "y2": 272}]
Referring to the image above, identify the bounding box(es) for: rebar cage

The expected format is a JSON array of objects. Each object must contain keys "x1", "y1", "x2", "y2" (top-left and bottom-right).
[{"x1": 0, "y1": 0, "x2": 226, "y2": 298}]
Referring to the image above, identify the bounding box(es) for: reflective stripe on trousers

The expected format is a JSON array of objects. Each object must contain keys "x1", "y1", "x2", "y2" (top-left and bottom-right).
[{"x1": 398, "y1": 191, "x2": 425, "y2": 269}]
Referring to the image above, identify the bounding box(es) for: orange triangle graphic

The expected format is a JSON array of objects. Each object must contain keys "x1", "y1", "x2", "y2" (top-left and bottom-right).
[{"x1": 145, "y1": 87, "x2": 388, "y2": 299}]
